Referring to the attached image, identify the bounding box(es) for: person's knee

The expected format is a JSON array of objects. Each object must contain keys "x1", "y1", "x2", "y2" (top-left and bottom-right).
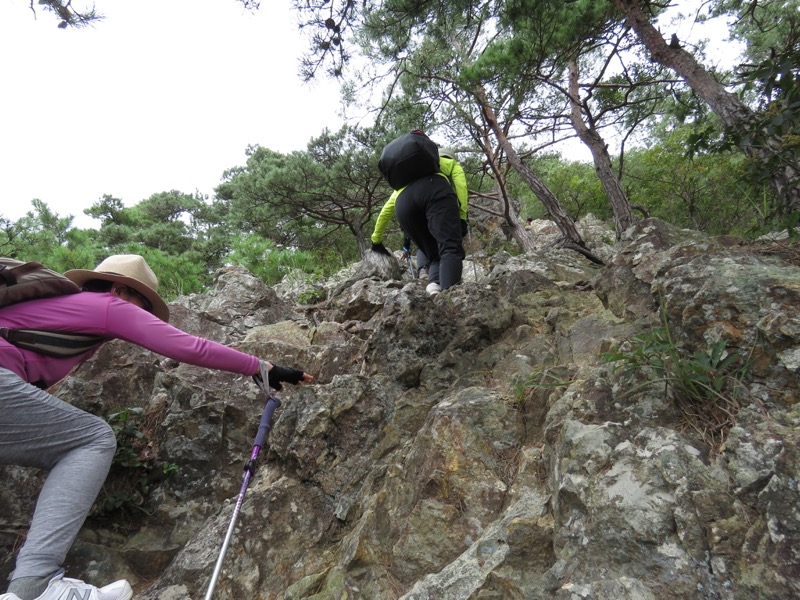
[
  {"x1": 87, "y1": 419, "x2": 118, "y2": 476},
  {"x1": 99, "y1": 419, "x2": 117, "y2": 450},
  {"x1": 89, "y1": 417, "x2": 117, "y2": 457},
  {"x1": 38, "y1": 415, "x2": 116, "y2": 472},
  {"x1": 439, "y1": 242, "x2": 465, "y2": 260}
]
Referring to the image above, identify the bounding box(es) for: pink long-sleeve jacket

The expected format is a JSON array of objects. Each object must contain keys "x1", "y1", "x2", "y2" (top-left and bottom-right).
[{"x1": 0, "y1": 292, "x2": 260, "y2": 388}]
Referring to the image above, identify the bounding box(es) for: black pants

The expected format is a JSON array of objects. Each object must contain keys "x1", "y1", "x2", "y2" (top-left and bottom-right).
[{"x1": 395, "y1": 175, "x2": 464, "y2": 289}]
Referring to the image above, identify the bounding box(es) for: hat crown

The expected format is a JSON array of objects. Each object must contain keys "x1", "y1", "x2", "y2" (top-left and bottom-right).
[
  {"x1": 63, "y1": 254, "x2": 170, "y2": 322},
  {"x1": 94, "y1": 254, "x2": 159, "y2": 292}
]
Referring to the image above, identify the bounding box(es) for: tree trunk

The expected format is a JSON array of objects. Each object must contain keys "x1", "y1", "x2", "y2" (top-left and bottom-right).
[
  {"x1": 611, "y1": 0, "x2": 800, "y2": 215},
  {"x1": 477, "y1": 135, "x2": 538, "y2": 253},
  {"x1": 355, "y1": 227, "x2": 370, "y2": 258},
  {"x1": 475, "y1": 86, "x2": 589, "y2": 250},
  {"x1": 568, "y1": 60, "x2": 635, "y2": 239}
]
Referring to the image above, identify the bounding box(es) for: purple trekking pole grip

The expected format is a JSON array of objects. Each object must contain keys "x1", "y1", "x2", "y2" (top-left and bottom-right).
[
  {"x1": 254, "y1": 395, "x2": 281, "y2": 448},
  {"x1": 243, "y1": 395, "x2": 281, "y2": 476}
]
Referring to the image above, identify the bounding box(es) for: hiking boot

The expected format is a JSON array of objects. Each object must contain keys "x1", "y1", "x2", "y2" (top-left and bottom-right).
[
  {"x1": 425, "y1": 282, "x2": 441, "y2": 296},
  {"x1": 418, "y1": 268, "x2": 429, "y2": 280},
  {"x1": 9, "y1": 571, "x2": 133, "y2": 600}
]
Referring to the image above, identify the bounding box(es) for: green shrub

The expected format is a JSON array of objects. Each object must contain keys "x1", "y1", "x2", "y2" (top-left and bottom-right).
[
  {"x1": 92, "y1": 407, "x2": 177, "y2": 525},
  {"x1": 602, "y1": 322, "x2": 750, "y2": 450}
]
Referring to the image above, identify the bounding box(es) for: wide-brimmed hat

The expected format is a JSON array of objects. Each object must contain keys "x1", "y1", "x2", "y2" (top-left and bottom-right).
[{"x1": 64, "y1": 254, "x2": 170, "y2": 322}]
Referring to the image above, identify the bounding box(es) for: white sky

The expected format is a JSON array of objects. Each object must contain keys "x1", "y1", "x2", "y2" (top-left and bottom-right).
[
  {"x1": 0, "y1": 0, "x2": 742, "y2": 230},
  {"x1": 0, "y1": 0, "x2": 345, "y2": 228}
]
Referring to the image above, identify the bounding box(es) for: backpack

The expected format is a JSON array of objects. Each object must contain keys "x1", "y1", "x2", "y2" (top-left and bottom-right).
[
  {"x1": 0, "y1": 258, "x2": 82, "y2": 306},
  {"x1": 0, "y1": 257, "x2": 105, "y2": 357},
  {"x1": 378, "y1": 132, "x2": 440, "y2": 190}
]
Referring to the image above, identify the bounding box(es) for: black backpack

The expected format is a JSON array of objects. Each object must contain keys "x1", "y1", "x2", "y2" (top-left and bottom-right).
[
  {"x1": 0, "y1": 258, "x2": 104, "y2": 357},
  {"x1": 378, "y1": 132, "x2": 440, "y2": 190}
]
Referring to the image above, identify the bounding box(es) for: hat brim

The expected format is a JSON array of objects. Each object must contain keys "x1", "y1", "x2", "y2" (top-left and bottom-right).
[{"x1": 63, "y1": 269, "x2": 170, "y2": 322}]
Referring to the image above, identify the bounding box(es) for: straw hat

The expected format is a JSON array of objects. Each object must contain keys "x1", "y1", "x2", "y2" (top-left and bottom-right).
[{"x1": 64, "y1": 254, "x2": 170, "y2": 322}]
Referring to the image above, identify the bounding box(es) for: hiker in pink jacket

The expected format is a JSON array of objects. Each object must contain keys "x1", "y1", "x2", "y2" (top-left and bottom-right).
[{"x1": 0, "y1": 255, "x2": 313, "y2": 600}]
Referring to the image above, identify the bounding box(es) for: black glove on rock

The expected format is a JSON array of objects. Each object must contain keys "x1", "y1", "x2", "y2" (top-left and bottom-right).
[
  {"x1": 268, "y1": 364, "x2": 305, "y2": 390},
  {"x1": 254, "y1": 360, "x2": 305, "y2": 392},
  {"x1": 371, "y1": 242, "x2": 391, "y2": 256}
]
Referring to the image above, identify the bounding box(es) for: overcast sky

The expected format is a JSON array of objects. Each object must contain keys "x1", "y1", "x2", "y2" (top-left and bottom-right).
[
  {"x1": 0, "y1": 0, "x2": 345, "y2": 228},
  {"x1": 0, "y1": 0, "x2": 741, "y2": 230}
]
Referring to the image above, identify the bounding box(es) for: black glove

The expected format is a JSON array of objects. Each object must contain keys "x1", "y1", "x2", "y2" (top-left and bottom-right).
[
  {"x1": 254, "y1": 360, "x2": 306, "y2": 392},
  {"x1": 461, "y1": 219, "x2": 469, "y2": 237},
  {"x1": 371, "y1": 242, "x2": 391, "y2": 256}
]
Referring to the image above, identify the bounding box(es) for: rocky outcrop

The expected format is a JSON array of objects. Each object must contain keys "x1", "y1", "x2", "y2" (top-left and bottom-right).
[{"x1": 1, "y1": 218, "x2": 798, "y2": 599}]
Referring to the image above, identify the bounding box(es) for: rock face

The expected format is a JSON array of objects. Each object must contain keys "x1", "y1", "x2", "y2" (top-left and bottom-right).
[{"x1": 1, "y1": 218, "x2": 798, "y2": 600}]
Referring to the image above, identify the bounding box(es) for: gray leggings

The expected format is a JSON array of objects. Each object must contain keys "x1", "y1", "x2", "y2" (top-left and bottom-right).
[{"x1": 0, "y1": 367, "x2": 116, "y2": 581}]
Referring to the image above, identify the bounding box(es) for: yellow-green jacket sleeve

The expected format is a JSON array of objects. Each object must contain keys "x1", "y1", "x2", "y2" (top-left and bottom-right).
[
  {"x1": 371, "y1": 189, "x2": 401, "y2": 244},
  {"x1": 439, "y1": 157, "x2": 469, "y2": 220}
]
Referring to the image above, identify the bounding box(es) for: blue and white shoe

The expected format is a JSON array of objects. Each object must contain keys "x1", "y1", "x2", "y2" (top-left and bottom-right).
[{"x1": 2, "y1": 571, "x2": 132, "y2": 600}]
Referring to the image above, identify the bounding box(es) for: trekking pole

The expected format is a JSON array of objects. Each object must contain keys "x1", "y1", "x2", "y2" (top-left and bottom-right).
[
  {"x1": 402, "y1": 244, "x2": 416, "y2": 279},
  {"x1": 406, "y1": 255, "x2": 417, "y2": 279},
  {"x1": 466, "y1": 226, "x2": 478, "y2": 281},
  {"x1": 204, "y1": 393, "x2": 281, "y2": 600}
]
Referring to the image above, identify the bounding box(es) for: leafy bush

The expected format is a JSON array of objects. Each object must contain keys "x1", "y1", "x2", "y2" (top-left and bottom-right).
[
  {"x1": 602, "y1": 323, "x2": 750, "y2": 451},
  {"x1": 228, "y1": 234, "x2": 321, "y2": 286},
  {"x1": 92, "y1": 407, "x2": 176, "y2": 525}
]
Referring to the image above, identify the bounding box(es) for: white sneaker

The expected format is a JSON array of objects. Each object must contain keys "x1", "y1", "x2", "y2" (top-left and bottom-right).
[
  {"x1": 425, "y1": 282, "x2": 441, "y2": 296},
  {"x1": 24, "y1": 571, "x2": 133, "y2": 600},
  {"x1": 418, "y1": 268, "x2": 429, "y2": 280}
]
